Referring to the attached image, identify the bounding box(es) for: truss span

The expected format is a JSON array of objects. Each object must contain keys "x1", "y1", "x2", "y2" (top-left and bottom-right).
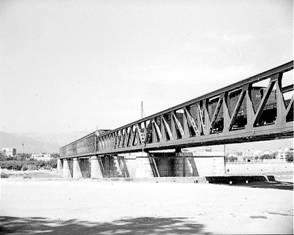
[{"x1": 60, "y1": 61, "x2": 294, "y2": 158}]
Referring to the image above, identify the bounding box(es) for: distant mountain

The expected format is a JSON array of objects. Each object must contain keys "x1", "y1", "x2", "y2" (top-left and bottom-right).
[
  {"x1": 0, "y1": 131, "x2": 59, "y2": 153},
  {"x1": 22, "y1": 130, "x2": 92, "y2": 147},
  {"x1": 0, "y1": 130, "x2": 93, "y2": 154}
]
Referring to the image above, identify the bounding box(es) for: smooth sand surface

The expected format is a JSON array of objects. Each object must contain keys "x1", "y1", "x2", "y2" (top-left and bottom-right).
[{"x1": 0, "y1": 179, "x2": 293, "y2": 234}]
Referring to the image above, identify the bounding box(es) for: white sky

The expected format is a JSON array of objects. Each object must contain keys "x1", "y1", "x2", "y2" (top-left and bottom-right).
[{"x1": 0, "y1": 0, "x2": 293, "y2": 137}]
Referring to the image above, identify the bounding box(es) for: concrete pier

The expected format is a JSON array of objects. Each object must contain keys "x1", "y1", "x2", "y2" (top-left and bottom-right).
[
  {"x1": 120, "y1": 153, "x2": 137, "y2": 178},
  {"x1": 73, "y1": 158, "x2": 82, "y2": 179},
  {"x1": 101, "y1": 155, "x2": 125, "y2": 177},
  {"x1": 90, "y1": 156, "x2": 103, "y2": 179},
  {"x1": 57, "y1": 159, "x2": 63, "y2": 175},
  {"x1": 62, "y1": 159, "x2": 72, "y2": 178},
  {"x1": 135, "y1": 152, "x2": 154, "y2": 178},
  {"x1": 113, "y1": 156, "x2": 123, "y2": 177},
  {"x1": 117, "y1": 156, "x2": 129, "y2": 177}
]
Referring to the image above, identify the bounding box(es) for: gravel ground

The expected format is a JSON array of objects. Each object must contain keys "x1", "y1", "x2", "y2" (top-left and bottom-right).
[{"x1": 0, "y1": 179, "x2": 293, "y2": 234}]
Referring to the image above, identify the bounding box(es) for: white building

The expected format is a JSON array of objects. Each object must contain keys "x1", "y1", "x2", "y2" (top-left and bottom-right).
[
  {"x1": 1, "y1": 147, "x2": 17, "y2": 157},
  {"x1": 276, "y1": 148, "x2": 293, "y2": 161},
  {"x1": 31, "y1": 153, "x2": 52, "y2": 161}
]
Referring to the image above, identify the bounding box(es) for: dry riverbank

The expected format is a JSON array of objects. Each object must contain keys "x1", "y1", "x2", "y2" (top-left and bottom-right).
[{"x1": 0, "y1": 178, "x2": 293, "y2": 234}]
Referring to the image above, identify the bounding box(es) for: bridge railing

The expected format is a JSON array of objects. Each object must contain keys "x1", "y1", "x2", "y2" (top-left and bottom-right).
[{"x1": 60, "y1": 61, "x2": 293, "y2": 158}]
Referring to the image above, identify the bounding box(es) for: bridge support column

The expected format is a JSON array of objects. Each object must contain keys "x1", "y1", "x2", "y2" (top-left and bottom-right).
[
  {"x1": 135, "y1": 152, "x2": 154, "y2": 178},
  {"x1": 119, "y1": 153, "x2": 136, "y2": 178},
  {"x1": 117, "y1": 156, "x2": 129, "y2": 177},
  {"x1": 57, "y1": 158, "x2": 63, "y2": 175},
  {"x1": 91, "y1": 156, "x2": 103, "y2": 179},
  {"x1": 73, "y1": 158, "x2": 82, "y2": 179},
  {"x1": 62, "y1": 159, "x2": 72, "y2": 178},
  {"x1": 113, "y1": 156, "x2": 123, "y2": 177}
]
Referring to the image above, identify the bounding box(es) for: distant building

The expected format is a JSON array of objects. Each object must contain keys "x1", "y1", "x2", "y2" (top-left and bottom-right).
[
  {"x1": 1, "y1": 147, "x2": 17, "y2": 157},
  {"x1": 31, "y1": 153, "x2": 52, "y2": 161},
  {"x1": 192, "y1": 150, "x2": 224, "y2": 157},
  {"x1": 276, "y1": 148, "x2": 294, "y2": 161},
  {"x1": 226, "y1": 148, "x2": 294, "y2": 163}
]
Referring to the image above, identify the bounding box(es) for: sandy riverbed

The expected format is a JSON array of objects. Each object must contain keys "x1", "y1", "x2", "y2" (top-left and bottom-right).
[{"x1": 0, "y1": 178, "x2": 293, "y2": 234}]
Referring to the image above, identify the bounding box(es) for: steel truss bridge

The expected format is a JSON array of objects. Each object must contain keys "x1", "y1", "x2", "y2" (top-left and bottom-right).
[{"x1": 60, "y1": 61, "x2": 294, "y2": 159}]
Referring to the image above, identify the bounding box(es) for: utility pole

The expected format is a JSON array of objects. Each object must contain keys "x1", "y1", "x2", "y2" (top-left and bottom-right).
[
  {"x1": 140, "y1": 101, "x2": 145, "y2": 153},
  {"x1": 224, "y1": 144, "x2": 226, "y2": 171},
  {"x1": 140, "y1": 100, "x2": 144, "y2": 119}
]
